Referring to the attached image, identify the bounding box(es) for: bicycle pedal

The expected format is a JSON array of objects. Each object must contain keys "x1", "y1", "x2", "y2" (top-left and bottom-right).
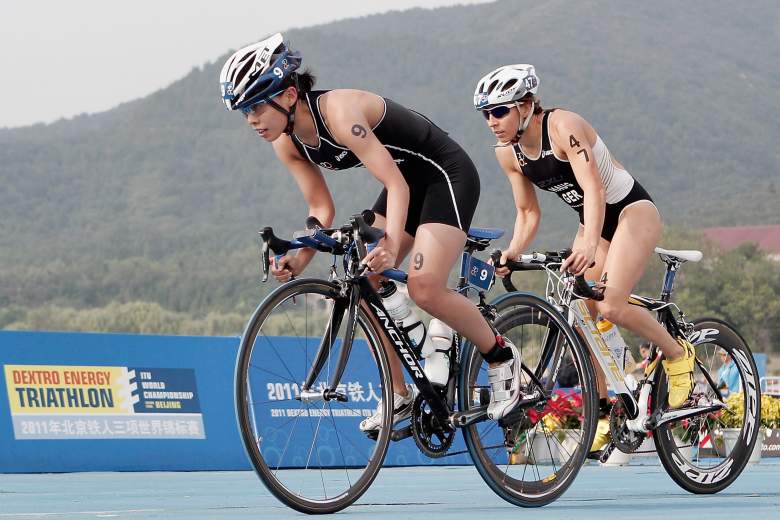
[
  {"x1": 390, "y1": 425, "x2": 413, "y2": 442},
  {"x1": 599, "y1": 442, "x2": 617, "y2": 464},
  {"x1": 517, "y1": 390, "x2": 542, "y2": 407},
  {"x1": 498, "y1": 391, "x2": 543, "y2": 426},
  {"x1": 586, "y1": 450, "x2": 603, "y2": 461},
  {"x1": 363, "y1": 429, "x2": 379, "y2": 441}
]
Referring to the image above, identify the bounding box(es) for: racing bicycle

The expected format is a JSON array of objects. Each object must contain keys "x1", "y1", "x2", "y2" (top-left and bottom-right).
[
  {"x1": 496, "y1": 247, "x2": 761, "y2": 494},
  {"x1": 234, "y1": 212, "x2": 599, "y2": 513}
]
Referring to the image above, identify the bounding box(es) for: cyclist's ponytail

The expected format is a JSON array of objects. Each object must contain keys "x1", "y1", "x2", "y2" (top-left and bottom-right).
[{"x1": 295, "y1": 69, "x2": 316, "y2": 95}]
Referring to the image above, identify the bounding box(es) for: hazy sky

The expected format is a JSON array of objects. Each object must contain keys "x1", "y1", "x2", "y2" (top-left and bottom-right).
[{"x1": 1, "y1": 0, "x2": 492, "y2": 129}]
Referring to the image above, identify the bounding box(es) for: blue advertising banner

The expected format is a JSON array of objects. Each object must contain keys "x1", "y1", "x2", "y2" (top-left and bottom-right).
[
  {"x1": 0, "y1": 330, "x2": 471, "y2": 473},
  {"x1": 0, "y1": 331, "x2": 245, "y2": 472},
  {"x1": 0, "y1": 330, "x2": 772, "y2": 472}
]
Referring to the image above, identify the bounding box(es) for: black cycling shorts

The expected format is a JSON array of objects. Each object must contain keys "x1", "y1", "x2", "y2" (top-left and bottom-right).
[
  {"x1": 579, "y1": 180, "x2": 656, "y2": 242},
  {"x1": 372, "y1": 146, "x2": 480, "y2": 236}
]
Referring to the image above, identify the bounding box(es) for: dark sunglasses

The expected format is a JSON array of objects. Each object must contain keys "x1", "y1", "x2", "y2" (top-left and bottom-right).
[{"x1": 481, "y1": 104, "x2": 513, "y2": 120}]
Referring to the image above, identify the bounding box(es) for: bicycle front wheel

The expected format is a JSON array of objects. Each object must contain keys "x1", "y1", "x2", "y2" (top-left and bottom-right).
[
  {"x1": 459, "y1": 292, "x2": 598, "y2": 507},
  {"x1": 235, "y1": 278, "x2": 393, "y2": 514},
  {"x1": 653, "y1": 318, "x2": 761, "y2": 494}
]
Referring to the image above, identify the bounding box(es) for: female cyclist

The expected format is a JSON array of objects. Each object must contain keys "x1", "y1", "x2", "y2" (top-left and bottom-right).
[
  {"x1": 220, "y1": 34, "x2": 524, "y2": 432},
  {"x1": 472, "y1": 64, "x2": 696, "y2": 452}
]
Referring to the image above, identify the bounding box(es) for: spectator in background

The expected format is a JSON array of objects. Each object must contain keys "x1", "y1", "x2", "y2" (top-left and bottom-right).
[
  {"x1": 635, "y1": 342, "x2": 652, "y2": 372},
  {"x1": 717, "y1": 350, "x2": 741, "y2": 396}
]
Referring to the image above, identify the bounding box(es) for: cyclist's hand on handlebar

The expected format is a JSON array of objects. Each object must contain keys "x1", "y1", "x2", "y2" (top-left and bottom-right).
[
  {"x1": 271, "y1": 255, "x2": 305, "y2": 283},
  {"x1": 493, "y1": 247, "x2": 521, "y2": 278},
  {"x1": 362, "y1": 239, "x2": 397, "y2": 274},
  {"x1": 560, "y1": 244, "x2": 596, "y2": 276}
]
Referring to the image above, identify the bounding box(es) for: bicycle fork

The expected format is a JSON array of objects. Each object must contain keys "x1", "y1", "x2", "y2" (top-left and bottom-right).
[{"x1": 297, "y1": 286, "x2": 357, "y2": 404}]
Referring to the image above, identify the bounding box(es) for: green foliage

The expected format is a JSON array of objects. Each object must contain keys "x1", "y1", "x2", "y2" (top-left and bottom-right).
[
  {"x1": 672, "y1": 243, "x2": 780, "y2": 353},
  {"x1": 5, "y1": 301, "x2": 245, "y2": 337}
]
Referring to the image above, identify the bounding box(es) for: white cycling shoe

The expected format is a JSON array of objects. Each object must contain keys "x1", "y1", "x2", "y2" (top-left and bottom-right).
[
  {"x1": 360, "y1": 383, "x2": 417, "y2": 432},
  {"x1": 487, "y1": 338, "x2": 523, "y2": 420}
]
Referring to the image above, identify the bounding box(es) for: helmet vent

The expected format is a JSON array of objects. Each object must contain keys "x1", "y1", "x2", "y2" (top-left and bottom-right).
[
  {"x1": 502, "y1": 78, "x2": 518, "y2": 91},
  {"x1": 237, "y1": 60, "x2": 254, "y2": 82},
  {"x1": 246, "y1": 78, "x2": 274, "y2": 100},
  {"x1": 487, "y1": 79, "x2": 499, "y2": 94}
]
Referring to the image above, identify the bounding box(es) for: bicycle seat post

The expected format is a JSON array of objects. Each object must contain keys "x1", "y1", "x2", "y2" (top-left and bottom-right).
[{"x1": 660, "y1": 258, "x2": 681, "y2": 303}]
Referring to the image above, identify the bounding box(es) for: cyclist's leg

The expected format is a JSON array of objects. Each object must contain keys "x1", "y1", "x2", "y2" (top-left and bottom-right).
[
  {"x1": 368, "y1": 211, "x2": 416, "y2": 395},
  {"x1": 571, "y1": 225, "x2": 610, "y2": 399},
  {"x1": 596, "y1": 201, "x2": 696, "y2": 408},
  {"x1": 405, "y1": 223, "x2": 496, "y2": 351},
  {"x1": 595, "y1": 201, "x2": 683, "y2": 359}
]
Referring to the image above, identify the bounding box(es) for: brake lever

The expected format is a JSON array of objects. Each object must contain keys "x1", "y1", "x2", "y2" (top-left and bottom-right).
[
  {"x1": 261, "y1": 237, "x2": 270, "y2": 283},
  {"x1": 490, "y1": 249, "x2": 503, "y2": 266}
]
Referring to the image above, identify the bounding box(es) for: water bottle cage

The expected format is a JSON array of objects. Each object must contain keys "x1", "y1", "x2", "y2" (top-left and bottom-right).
[{"x1": 397, "y1": 321, "x2": 427, "y2": 349}]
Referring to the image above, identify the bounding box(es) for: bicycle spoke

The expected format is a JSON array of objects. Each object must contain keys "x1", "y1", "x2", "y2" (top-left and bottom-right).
[
  {"x1": 273, "y1": 402, "x2": 306, "y2": 475},
  {"x1": 259, "y1": 331, "x2": 298, "y2": 384},
  {"x1": 247, "y1": 362, "x2": 297, "y2": 385},
  {"x1": 326, "y1": 401, "x2": 352, "y2": 488}
]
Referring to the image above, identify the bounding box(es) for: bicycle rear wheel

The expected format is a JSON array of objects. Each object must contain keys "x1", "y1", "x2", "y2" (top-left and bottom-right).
[
  {"x1": 653, "y1": 318, "x2": 761, "y2": 494},
  {"x1": 459, "y1": 293, "x2": 598, "y2": 507},
  {"x1": 235, "y1": 279, "x2": 393, "y2": 513}
]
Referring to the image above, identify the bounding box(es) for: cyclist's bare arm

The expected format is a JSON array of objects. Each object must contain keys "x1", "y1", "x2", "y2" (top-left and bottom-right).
[
  {"x1": 324, "y1": 90, "x2": 410, "y2": 267},
  {"x1": 549, "y1": 110, "x2": 605, "y2": 274},
  {"x1": 272, "y1": 136, "x2": 335, "y2": 273},
  {"x1": 495, "y1": 144, "x2": 540, "y2": 274}
]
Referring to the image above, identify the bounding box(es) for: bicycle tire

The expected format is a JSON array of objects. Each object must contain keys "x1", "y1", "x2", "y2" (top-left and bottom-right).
[
  {"x1": 235, "y1": 278, "x2": 393, "y2": 514},
  {"x1": 459, "y1": 292, "x2": 598, "y2": 507},
  {"x1": 653, "y1": 318, "x2": 761, "y2": 494}
]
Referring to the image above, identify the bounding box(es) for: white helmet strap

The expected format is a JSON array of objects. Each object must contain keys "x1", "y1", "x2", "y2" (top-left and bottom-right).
[{"x1": 513, "y1": 100, "x2": 535, "y2": 143}]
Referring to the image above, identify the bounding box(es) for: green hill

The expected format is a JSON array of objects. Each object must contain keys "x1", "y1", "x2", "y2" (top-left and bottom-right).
[{"x1": 1, "y1": 0, "x2": 778, "y2": 324}]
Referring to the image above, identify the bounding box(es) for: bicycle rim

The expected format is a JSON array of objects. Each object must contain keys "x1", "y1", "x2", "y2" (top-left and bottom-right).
[
  {"x1": 235, "y1": 279, "x2": 392, "y2": 513},
  {"x1": 653, "y1": 318, "x2": 761, "y2": 494},
  {"x1": 460, "y1": 294, "x2": 597, "y2": 507}
]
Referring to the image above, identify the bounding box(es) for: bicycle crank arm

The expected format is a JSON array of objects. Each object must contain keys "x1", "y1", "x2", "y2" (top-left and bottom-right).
[
  {"x1": 598, "y1": 442, "x2": 618, "y2": 464},
  {"x1": 451, "y1": 390, "x2": 544, "y2": 428},
  {"x1": 450, "y1": 405, "x2": 488, "y2": 428},
  {"x1": 390, "y1": 425, "x2": 413, "y2": 441},
  {"x1": 362, "y1": 424, "x2": 414, "y2": 442},
  {"x1": 647, "y1": 400, "x2": 726, "y2": 430}
]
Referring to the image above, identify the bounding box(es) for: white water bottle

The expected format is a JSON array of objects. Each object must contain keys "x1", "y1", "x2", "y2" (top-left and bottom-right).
[
  {"x1": 422, "y1": 319, "x2": 453, "y2": 386},
  {"x1": 596, "y1": 317, "x2": 629, "y2": 369},
  {"x1": 379, "y1": 281, "x2": 427, "y2": 355}
]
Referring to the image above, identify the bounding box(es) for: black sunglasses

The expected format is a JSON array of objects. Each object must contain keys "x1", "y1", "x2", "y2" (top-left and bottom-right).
[{"x1": 481, "y1": 105, "x2": 513, "y2": 120}]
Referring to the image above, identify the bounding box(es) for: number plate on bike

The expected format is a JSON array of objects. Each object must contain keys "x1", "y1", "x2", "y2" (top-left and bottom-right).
[{"x1": 467, "y1": 256, "x2": 494, "y2": 291}]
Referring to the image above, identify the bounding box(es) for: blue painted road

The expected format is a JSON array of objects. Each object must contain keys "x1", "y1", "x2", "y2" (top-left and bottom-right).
[{"x1": 1, "y1": 462, "x2": 778, "y2": 519}]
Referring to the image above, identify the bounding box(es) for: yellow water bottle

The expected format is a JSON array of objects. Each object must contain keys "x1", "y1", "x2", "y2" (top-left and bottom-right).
[{"x1": 596, "y1": 317, "x2": 629, "y2": 369}]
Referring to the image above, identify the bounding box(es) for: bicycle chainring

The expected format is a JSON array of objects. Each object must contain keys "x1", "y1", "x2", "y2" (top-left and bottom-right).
[
  {"x1": 610, "y1": 398, "x2": 645, "y2": 454},
  {"x1": 410, "y1": 393, "x2": 455, "y2": 458}
]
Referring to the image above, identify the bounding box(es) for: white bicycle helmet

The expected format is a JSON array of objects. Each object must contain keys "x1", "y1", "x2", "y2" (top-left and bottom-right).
[
  {"x1": 220, "y1": 33, "x2": 302, "y2": 133},
  {"x1": 474, "y1": 64, "x2": 540, "y2": 140}
]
